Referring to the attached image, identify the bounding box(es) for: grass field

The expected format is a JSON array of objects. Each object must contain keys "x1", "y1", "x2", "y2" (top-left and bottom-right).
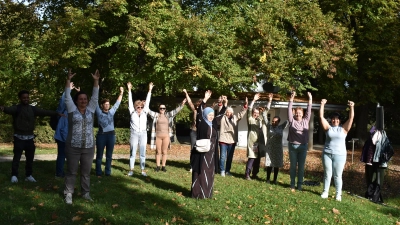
[{"x1": 0, "y1": 148, "x2": 399, "y2": 225}]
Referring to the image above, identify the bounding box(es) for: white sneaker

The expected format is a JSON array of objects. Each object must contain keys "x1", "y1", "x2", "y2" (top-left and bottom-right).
[
  {"x1": 336, "y1": 195, "x2": 342, "y2": 201},
  {"x1": 189, "y1": 168, "x2": 192, "y2": 173},
  {"x1": 321, "y1": 192, "x2": 328, "y2": 199},
  {"x1": 11, "y1": 176, "x2": 18, "y2": 183},
  {"x1": 65, "y1": 193, "x2": 72, "y2": 204},
  {"x1": 25, "y1": 175, "x2": 37, "y2": 182},
  {"x1": 220, "y1": 171, "x2": 225, "y2": 177},
  {"x1": 128, "y1": 171, "x2": 133, "y2": 176},
  {"x1": 82, "y1": 192, "x2": 93, "y2": 202},
  {"x1": 141, "y1": 171, "x2": 147, "y2": 177}
]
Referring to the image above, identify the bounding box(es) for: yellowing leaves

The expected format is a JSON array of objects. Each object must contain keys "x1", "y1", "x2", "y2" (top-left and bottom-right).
[
  {"x1": 332, "y1": 208, "x2": 340, "y2": 214},
  {"x1": 72, "y1": 216, "x2": 81, "y2": 221},
  {"x1": 259, "y1": 53, "x2": 267, "y2": 63}
]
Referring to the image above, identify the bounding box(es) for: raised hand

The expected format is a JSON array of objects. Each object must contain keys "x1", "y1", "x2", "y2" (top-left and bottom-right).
[
  {"x1": 75, "y1": 86, "x2": 81, "y2": 92},
  {"x1": 70, "y1": 82, "x2": 75, "y2": 90},
  {"x1": 253, "y1": 93, "x2": 260, "y2": 101},
  {"x1": 204, "y1": 90, "x2": 212, "y2": 99},
  {"x1": 149, "y1": 82, "x2": 154, "y2": 91},
  {"x1": 183, "y1": 89, "x2": 187, "y2": 94},
  {"x1": 245, "y1": 97, "x2": 248, "y2": 106},
  {"x1": 91, "y1": 69, "x2": 100, "y2": 80},
  {"x1": 67, "y1": 68, "x2": 76, "y2": 80},
  {"x1": 290, "y1": 91, "x2": 296, "y2": 101},
  {"x1": 120, "y1": 86, "x2": 124, "y2": 93},
  {"x1": 268, "y1": 93, "x2": 273, "y2": 102},
  {"x1": 127, "y1": 82, "x2": 132, "y2": 90},
  {"x1": 307, "y1": 92, "x2": 312, "y2": 99},
  {"x1": 348, "y1": 100, "x2": 355, "y2": 107},
  {"x1": 321, "y1": 99, "x2": 327, "y2": 105}
]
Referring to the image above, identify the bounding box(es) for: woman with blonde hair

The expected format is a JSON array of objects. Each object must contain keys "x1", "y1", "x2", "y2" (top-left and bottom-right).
[{"x1": 127, "y1": 82, "x2": 153, "y2": 177}]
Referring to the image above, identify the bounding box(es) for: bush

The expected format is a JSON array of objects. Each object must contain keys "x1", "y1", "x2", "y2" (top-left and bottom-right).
[{"x1": 0, "y1": 125, "x2": 132, "y2": 144}]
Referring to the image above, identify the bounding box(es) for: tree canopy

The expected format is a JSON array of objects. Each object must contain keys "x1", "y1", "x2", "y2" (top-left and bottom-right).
[{"x1": 1, "y1": 0, "x2": 399, "y2": 137}]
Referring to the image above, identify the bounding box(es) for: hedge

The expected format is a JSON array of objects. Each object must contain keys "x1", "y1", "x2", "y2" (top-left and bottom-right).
[{"x1": 0, "y1": 125, "x2": 132, "y2": 145}]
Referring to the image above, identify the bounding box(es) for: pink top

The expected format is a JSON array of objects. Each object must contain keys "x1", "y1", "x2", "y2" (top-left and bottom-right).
[{"x1": 287, "y1": 101, "x2": 312, "y2": 144}]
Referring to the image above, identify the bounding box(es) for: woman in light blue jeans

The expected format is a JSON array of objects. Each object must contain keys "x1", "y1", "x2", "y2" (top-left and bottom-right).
[
  {"x1": 319, "y1": 99, "x2": 354, "y2": 201},
  {"x1": 127, "y1": 82, "x2": 153, "y2": 177},
  {"x1": 287, "y1": 91, "x2": 312, "y2": 191}
]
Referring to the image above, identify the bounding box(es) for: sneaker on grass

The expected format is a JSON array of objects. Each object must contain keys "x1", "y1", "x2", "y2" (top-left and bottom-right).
[
  {"x1": 65, "y1": 193, "x2": 72, "y2": 204},
  {"x1": 11, "y1": 176, "x2": 18, "y2": 183},
  {"x1": 82, "y1": 193, "x2": 93, "y2": 202},
  {"x1": 25, "y1": 175, "x2": 37, "y2": 182},
  {"x1": 128, "y1": 171, "x2": 133, "y2": 176}
]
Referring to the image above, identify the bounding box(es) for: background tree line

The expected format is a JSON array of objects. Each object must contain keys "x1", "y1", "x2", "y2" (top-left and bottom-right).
[{"x1": 0, "y1": 0, "x2": 399, "y2": 142}]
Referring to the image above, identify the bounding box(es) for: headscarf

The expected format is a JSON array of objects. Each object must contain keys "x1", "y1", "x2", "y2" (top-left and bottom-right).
[{"x1": 202, "y1": 107, "x2": 214, "y2": 127}]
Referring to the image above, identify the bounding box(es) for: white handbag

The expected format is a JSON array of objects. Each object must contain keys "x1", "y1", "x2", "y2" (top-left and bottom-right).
[{"x1": 195, "y1": 129, "x2": 212, "y2": 153}]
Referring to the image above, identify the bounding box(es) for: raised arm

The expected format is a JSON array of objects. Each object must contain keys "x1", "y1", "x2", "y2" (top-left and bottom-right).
[
  {"x1": 65, "y1": 69, "x2": 77, "y2": 112},
  {"x1": 127, "y1": 82, "x2": 134, "y2": 114},
  {"x1": 142, "y1": 82, "x2": 153, "y2": 113},
  {"x1": 288, "y1": 91, "x2": 295, "y2": 122},
  {"x1": 303, "y1": 92, "x2": 312, "y2": 121},
  {"x1": 87, "y1": 70, "x2": 100, "y2": 112},
  {"x1": 183, "y1": 89, "x2": 196, "y2": 112},
  {"x1": 203, "y1": 90, "x2": 212, "y2": 104},
  {"x1": 249, "y1": 93, "x2": 260, "y2": 109},
  {"x1": 109, "y1": 87, "x2": 124, "y2": 115},
  {"x1": 342, "y1": 100, "x2": 355, "y2": 133},
  {"x1": 319, "y1": 99, "x2": 330, "y2": 131},
  {"x1": 261, "y1": 93, "x2": 273, "y2": 124}
]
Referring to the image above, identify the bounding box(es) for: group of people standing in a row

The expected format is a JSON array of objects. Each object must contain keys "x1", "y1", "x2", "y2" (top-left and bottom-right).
[
  {"x1": 187, "y1": 90, "x2": 355, "y2": 202},
  {"x1": 0, "y1": 69, "x2": 355, "y2": 203}
]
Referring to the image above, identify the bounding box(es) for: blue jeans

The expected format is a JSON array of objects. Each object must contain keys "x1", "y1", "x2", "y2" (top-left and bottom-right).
[
  {"x1": 322, "y1": 153, "x2": 346, "y2": 196},
  {"x1": 288, "y1": 143, "x2": 308, "y2": 189},
  {"x1": 95, "y1": 133, "x2": 116, "y2": 176},
  {"x1": 55, "y1": 140, "x2": 66, "y2": 177},
  {"x1": 130, "y1": 131, "x2": 147, "y2": 170},
  {"x1": 220, "y1": 143, "x2": 235, "y2": 173}
]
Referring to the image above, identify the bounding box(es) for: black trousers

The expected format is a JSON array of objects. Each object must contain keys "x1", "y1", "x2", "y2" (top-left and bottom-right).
[{"x1": 12, "y1": 137, "x2": 36, "y2": 177}]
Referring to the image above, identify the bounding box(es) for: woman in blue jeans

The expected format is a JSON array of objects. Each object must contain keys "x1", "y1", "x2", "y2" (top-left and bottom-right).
[
  {"x1": 218, "y1": 104, "x2": 247, "y2": 177},
  {"x1": 95, "y1": 87, "x2": 123, "y2": 177},
  {"x1": 319, "y1": 99, "x2": 354, "y2": 201},
  {"x1": 287, "y1": 91, "x2": 312, "y2": 191}
]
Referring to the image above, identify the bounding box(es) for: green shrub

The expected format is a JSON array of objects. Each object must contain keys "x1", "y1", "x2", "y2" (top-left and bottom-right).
[{"x1": 0, "y1": 125, "x2": 132, "y2": 144}]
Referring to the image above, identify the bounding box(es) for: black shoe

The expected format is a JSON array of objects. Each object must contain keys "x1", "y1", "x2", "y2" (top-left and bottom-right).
[
  {"x1": 161, "y1": 166, "x2": 167, "y2": 172},
  {"x1": 155, "y1": 166, "x2": 160, "y2": 172}
]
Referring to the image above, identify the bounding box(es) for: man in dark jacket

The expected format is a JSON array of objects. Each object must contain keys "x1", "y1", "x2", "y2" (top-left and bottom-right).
[{"x1": 0, "y1": 90, "x2": 59, "y2": 183}]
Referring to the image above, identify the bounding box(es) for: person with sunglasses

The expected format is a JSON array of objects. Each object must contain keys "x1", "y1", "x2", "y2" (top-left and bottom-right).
[
  {"x1": 127, "y1": 82, "x2": 154, "y2": 177},
  {"x1": 149, "y1": 95, "x2": 187, "y2": 172}
]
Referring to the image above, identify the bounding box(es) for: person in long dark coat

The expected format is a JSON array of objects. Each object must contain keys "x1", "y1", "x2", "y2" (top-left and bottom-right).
[{"x1": 190, "y1": 90, "x2": 225, "y2": 199}]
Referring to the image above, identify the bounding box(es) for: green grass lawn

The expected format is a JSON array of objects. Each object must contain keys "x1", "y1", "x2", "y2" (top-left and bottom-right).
[{"x1": 0, "y1": 155, "x2": 399, "y2": 225}]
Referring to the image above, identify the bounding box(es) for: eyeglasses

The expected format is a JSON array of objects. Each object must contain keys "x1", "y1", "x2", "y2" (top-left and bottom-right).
[
  {"x1": 136, "y1": 107, "x2": 143, "y2": 109},
  {"x1": 159, "y1": 108, "x2": 166, "y2": 110}
]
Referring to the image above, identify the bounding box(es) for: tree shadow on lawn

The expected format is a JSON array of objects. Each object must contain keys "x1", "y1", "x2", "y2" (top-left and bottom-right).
[
  {"x1": 0, "y1": 160, "x2": 218, "y2": 224},
  {"x1": 113, "y1": 158, "x2": 191, "y2": 173}
]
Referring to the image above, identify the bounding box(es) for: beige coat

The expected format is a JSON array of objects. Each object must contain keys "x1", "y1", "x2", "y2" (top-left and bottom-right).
[
  {"x1": 219, "y1": 107, "x2": 247, "y2": 144},
  {"x1": 247, "y1": 107, "x2": 268, "y2": 158}
]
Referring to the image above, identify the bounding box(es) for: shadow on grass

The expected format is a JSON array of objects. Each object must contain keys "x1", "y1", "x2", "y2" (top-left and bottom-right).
[{"x1": 0, "y1": 160, "x2": 218, "y2": 224}]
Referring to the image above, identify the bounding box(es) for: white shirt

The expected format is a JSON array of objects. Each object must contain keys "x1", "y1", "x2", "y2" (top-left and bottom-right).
[{"x1": 128, "y1": 91, "x2": 151, "y2": 132}]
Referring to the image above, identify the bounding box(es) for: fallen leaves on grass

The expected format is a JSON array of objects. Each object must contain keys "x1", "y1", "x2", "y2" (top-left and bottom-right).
[
  {"x1": 38, "y1": 202, "x2": 44, "y2": 207},
  {"x1": 112, "y1": 204, "x2": 119, "y2": 208},
  {"x1": 30, "y1": 207, "x2": 36, "y2": 211},
  {"x1": 72, "y1": 216, "x2": 81, "y2": 221},
  {"x1": 322, "y1": 218, "x2": 329, "y2": 223},
  {"x1": 332, "y1": 208, "x2": 340, "y2": 214}
]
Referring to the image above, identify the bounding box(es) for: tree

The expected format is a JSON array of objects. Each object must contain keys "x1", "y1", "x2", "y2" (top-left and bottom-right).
[{"x1": 318, "y1": 0, "x2": 400, "y2": 139}]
